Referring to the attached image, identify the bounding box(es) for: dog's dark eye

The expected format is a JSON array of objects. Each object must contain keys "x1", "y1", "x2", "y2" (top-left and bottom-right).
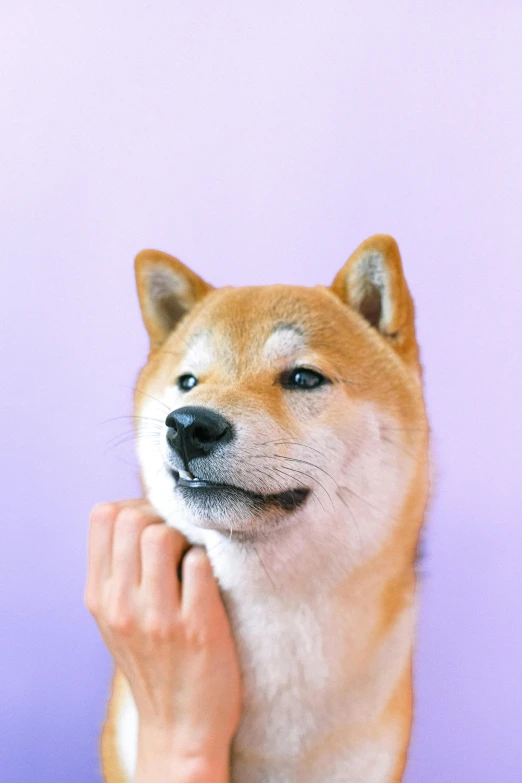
[
  {"x1": 281, "y1": 368, "x2": 327, "y2": 390},
  {"x1": 178, "y1": 374, "x2": 198, "y2": 392}
]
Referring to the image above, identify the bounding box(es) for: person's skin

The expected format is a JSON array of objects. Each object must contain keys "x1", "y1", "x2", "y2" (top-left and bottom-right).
[{"x1": 85, "y1": 499, "x2": 242, "y2": 783}]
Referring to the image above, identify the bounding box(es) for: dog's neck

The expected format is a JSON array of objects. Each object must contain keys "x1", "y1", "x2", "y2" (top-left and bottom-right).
[
  {"x1": 197, "y1": 510, "x2": 418, "y2": 782},
  {"x1": 147, "y1": 455, "x2": 428, "y2": 782}
]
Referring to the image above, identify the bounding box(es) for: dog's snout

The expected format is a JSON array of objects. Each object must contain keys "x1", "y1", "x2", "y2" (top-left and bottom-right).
[{"x1": 165, "y1": 406, "x2": 233, "y2": 464}]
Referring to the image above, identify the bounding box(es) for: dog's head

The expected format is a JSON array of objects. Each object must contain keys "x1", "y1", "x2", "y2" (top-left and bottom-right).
[{"x1": 134, "y1": 236, "x2": 429, "y2": 576}]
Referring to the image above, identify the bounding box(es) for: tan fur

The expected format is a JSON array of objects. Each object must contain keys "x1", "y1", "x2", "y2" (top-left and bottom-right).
[
  {"x1": 101, "y1": 668, "x2": 130, "y2": 783},
  {"x1": 101, "y1": 234, "x2": 429, "y2": 782}
]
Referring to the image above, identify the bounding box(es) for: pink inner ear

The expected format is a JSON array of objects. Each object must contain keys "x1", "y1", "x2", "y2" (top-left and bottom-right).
[
  {"x1": 358, "y1": 284, "x2": 382, "y2": 329},
  {"x1": 144, "y1": 266, "x2": 192, "y2": 335},
  {"x1": 147, "y1": 265, "x2": 189, "y2": 302},
  {"x1": 332, "y1": 235, "x2": 419, "y2": 365},
  {"x1": 136, "y1": 250, "x2": 214, "y2": 346},
  {"x1": 347, "y1": 249, "x2": 392, "y2": 333}
]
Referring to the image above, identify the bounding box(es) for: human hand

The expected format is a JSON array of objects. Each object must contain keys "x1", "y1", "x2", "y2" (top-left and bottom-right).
[{"x1": 85, "y1": 499, "x2": 241, "y2": 783}]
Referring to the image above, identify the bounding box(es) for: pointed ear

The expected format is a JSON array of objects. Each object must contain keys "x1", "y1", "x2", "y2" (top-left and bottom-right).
[
  {"x1": 331, "y1": 235, "x2": 419, "y2": 365},
  {"x1": 135, "y1": 250, "x2": 213, "y2": 349}
]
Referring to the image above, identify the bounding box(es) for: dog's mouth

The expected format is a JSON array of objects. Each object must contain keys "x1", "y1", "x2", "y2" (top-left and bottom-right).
[{"x1": 170, "y1": 468, "x2": 310, "y2": 514}]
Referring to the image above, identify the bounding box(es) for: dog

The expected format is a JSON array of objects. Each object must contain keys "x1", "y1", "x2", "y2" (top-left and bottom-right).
[{"x1": 100, "y1": 234, "x2": 430, "y2": 782}]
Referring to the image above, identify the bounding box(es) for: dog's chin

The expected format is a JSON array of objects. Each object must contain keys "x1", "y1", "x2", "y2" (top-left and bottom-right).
[{"x1": 169, "y1": 468, "x2": 310, "y2": 540}]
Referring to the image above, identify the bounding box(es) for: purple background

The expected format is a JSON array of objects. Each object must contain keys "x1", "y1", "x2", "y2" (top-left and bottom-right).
[{"x1": 1, "y1": 2, "x2": 521, "y2": 781}]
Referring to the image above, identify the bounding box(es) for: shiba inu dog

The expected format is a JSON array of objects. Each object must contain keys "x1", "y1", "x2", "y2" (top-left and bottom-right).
[{"x1": 101, "y1": 234, "x2": 430, "y2": 782}]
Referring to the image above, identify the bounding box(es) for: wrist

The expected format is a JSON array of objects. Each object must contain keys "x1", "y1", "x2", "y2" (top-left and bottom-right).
[
  {"x1": 135, "y1": 722, "x2": 230, "y2": 783},
  {"x1": 172, "y1": 755, "x2": 229, "y2": 783},
  {"x1": 135, "y1": 754, "x2": 229, "y2": 783}
]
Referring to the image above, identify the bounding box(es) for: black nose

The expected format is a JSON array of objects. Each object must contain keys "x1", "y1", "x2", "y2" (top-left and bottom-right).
[{"x1": 165, "y1": 406, "x2": 233, "y2": 465}]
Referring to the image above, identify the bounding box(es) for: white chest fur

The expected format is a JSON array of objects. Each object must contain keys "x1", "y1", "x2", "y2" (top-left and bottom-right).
[{"x1": 115, "y1": 545, "x2": 412, "y2": 783}]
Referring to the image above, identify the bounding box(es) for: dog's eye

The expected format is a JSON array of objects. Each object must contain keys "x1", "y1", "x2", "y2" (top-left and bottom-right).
[
  {"x1": 281, "y1": 368, "x2": 327, "y2": 390},
  {"x1": 177, "y1": 374, "x2": 198, "y2": 392}
]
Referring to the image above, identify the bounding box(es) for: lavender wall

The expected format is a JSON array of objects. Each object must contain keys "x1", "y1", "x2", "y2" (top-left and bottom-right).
[{"x1": 1, "y1": 2, "x2": 521, "y2": 781}]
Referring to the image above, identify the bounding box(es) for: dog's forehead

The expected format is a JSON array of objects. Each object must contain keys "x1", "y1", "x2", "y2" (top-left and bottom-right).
[
  {"x1": 179, "y1": 291, "x2": 305, "y2": 377},
  {"x1": 179, "y1": 323, "x2": 308, "y2": 386},
  {"x1": 262, "y1": 323, "x2": 306, "y2": 361},
  {"x1": 188, "y1": 284, "x2": 345, "y2": 351},
  {"x1": 168, "y1": 284, "x2": 369, "y2": 381}
]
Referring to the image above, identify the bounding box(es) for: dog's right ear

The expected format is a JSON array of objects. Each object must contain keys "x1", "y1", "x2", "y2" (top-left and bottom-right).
[{"x1": 135, "y1": 250, "x2": 213, "y2": 349}]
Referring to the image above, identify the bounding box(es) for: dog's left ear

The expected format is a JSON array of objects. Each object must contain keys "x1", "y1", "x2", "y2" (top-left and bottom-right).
[
  {"x1": 135, "y1": 250, "x2": 214, "y2": 350},
  {"x1": 331, "y1": 234, "x2": 419, "y2": 365}
]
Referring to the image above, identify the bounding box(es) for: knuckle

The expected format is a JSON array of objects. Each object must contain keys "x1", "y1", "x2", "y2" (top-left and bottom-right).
[
  {"x1": 143, "y1": 612, "x2": 178, "y2": 641},
  {"x1": 116, "y1": 507, "x2": 146, "y2": 530},
  {"x1": 84, "y1": 588, "x2": 99, "y2": 616},
  {"x1": 141, "y1": 523, "x2": 168, "y2": 550},
  {"x1": 185, "y1": 622, "x2": 211, "y2": 649},
  {"x1": 106, "y1": 598, "x2": 135, "y2": 635},
  {"x1": 186, "y1": 547, "x2": 211, "y2": 571},
  {"x1": 90, "y1": 502, "x2": 119, "y2": 527},
  {"x1": 184, "y1": 547, "x2": 214, "y2": 583},
  {"x1": 108, "y1": 613, "x2": 134, "y2": 635},
  {"x1": 168, "y1": 526, "x2": 188, "y2": 546}
]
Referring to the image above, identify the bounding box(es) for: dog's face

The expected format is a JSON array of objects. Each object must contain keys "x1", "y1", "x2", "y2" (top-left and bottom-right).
[{"x1": 134, "y1": 236, "x2": 428, "y2": 574}]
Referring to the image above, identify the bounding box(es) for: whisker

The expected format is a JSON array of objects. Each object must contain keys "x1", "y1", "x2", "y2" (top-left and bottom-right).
[
  {"x1": 99, "y1": 414, "x2": 166, "y2": 426},
  {"x1": 338, "y1": 484, "x2": 384, "y2": 515},
  {"x1": 380, "y1": 435, "x2": 418, "y2": 460},
  {"x1": 253, "y1": 545, "x2": 277, "y2": 590},
  {"x1": 111, "y1": 454, "x2": 141, "y2": 469},
  {"x1": 105, "y1": 424, "x2": 162, "y2": 446},
  {"x1": 152, "y1": 461, "x2": 168, "y2": 483},
  {"x1": 104, "y1": 432, "x2": 161, "y2": 454},
  {"x1": 380, "y1": 426, "x2": 426, "y2": 434},
  {"x1": 268, "y1": 464, "x2": 333, "y2": 513},
  {"x1": 256, "y1": 440, "x2": 330, "y2": 462},
  {"x1": 204, "y1": 534, "x2": 234, "y2": 558},
  {"x1": 209, "y1": 527, "x2": 236, "y2": 558},
  {"x1": 273, "y1": 454, "x2": 335, "y2": 480},
  {"x1": 335, "y1": 487, "x2": 363, "y2": 550},
  {"x1": 105, "y1": 431, "x2": 160, "y2": 448},
  {"x1": 125, "y1": 385, "x2": 170, "y2": 412},
  {"x1": 249, "y1": 453, "x2": 343, "y2": 494},
  {"x1": 272, "y1": 466, "x2": 328, "y2": 514},
  {"x1": 253, "y1": 467, "x2": 290, "y2": 494},
  {"x1": 251, "y1": 451, "x2": 381, "y2": 518}
]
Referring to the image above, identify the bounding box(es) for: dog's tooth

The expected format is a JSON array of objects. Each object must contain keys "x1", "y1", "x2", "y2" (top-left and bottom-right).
[{"x1": 178, "y1": 468, "x2": 196, "y2": 480}]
